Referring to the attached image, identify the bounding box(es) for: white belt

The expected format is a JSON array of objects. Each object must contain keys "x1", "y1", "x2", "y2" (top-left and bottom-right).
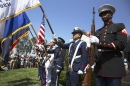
[
  {"x1": 98, "y1": 49, "x2": 116, "y2": 52},
  {"x1": 75, "y1": 55, "x2": 81, "y2": 59}
]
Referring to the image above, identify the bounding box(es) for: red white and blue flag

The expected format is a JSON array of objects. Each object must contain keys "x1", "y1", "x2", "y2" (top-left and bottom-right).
[
  {"x1": 36, "y1": 15, "x2": 45, "y2": 44},
  {"x1": 36, "y1": 15, "x2": 46, "y2": 86}
]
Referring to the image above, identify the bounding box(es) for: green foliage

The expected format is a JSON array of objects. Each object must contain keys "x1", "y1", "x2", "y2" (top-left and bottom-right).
[
  {"x1": 16, "y1": 35, "x2": 33, "y2": 55},
  {"x1": 59, "y1": 69, "x2": 96, "y2": 86},
  {"x1": 59, "y1": 69, "x2": 67, "y2": 85},
  {"x1": 91, "y1": 72, "x2": 96, "y2": 86}
]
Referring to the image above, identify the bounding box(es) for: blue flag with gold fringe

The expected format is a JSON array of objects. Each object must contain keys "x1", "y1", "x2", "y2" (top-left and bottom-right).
[{"x1": 0, "y1": 12, "x2": 31, "y2": 67}]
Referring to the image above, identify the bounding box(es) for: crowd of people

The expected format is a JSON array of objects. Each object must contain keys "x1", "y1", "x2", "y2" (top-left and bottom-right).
[{"x1": 8, "y1": 53, "x2": 39, "y2": 69}]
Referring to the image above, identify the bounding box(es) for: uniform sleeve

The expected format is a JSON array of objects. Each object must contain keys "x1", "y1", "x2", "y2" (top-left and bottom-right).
[
  {"x1": 110, "y1": 23, "x2": 127, "y2": 50},
  {"x1": 80, "y1": 42, "x2": 89, "y2": 71},
  {"x1": 97, "y1": 23, "x2": 127, "y2": 50},
  {"x1": 56, "y1": 49, "x2": 66, "y2": 70},
  {"x1": 59, "y1": 42, "x2": 71, "y2": 49},
  {"x1": 47, "y1": 49, "x2": 55, "y2": 54}
]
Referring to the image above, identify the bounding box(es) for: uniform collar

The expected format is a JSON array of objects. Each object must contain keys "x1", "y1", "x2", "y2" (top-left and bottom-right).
[
  {"x1": 74, "y1": 39, "x2": 80, "y2": 43},
  {"x1": 104, "y1": 21, "x2": 113, "y2": 26}
]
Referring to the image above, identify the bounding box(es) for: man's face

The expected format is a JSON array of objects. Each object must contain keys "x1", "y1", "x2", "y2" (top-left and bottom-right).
[
  {"x1": 101, "y1": 12, "x2": 112, "y2": 22},
  {"x1": 73, "y1": 33, "x2": 81, "y2": 40},
  {"x1": 86, "y1": 32, "x2": 90, "y2": 37},
  {"x1": 49, "y1": 41, "x2": 55, "y2": 46}
]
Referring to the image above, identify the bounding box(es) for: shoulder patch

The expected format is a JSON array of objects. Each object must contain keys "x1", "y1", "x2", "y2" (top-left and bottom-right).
[{"x1": 122, "y1": 28, "x2": 127, "y2": 35}]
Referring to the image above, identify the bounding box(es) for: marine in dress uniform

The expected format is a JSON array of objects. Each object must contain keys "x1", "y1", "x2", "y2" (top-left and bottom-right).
[
  {"x1": 54, "y1": 27, "x2": 89, "y2": 86},
  {"x1": 47, "y1": 37, "x2": 66, "y2": 86},
  {"x1": 93, "y1": 4, "x2": 127, "y2": 86}
]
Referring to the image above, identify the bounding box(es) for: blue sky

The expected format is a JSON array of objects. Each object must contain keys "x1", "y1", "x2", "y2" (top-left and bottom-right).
[{"x1": 26, "y1": 0, "x2": 130, "y2": 43}]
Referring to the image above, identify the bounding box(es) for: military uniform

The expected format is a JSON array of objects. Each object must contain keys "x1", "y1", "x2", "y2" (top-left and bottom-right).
[
  {"x1": 95, "y1": 22, "x2": 127, "y2": 77},
  {"x1": 47, "y1": 37, "x2": 66, "y2": 86},
  {"x1": 45, "y1": 45, "x2": 55, "y2": 86},
  {"x1": 35, "y1": 44, "x2": 46, "y2": 86},
  {"x1": 94, "y1": 4, "x2": 127, "y2": 86},
  {"x1": 58, "y1": 28, "x2": 89, "y2": 86}
]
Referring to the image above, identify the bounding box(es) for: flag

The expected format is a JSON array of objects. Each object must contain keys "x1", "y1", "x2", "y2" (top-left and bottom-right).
[
  {"x1": 36, "y1": 15, "x2": 45, "y2": 45},
  {"x1": 0, "y1": 0, "x2": 41, "y2": 23},
  {"x1": 36, "y1": 15, "x2": 46, "y2": 86},
  {"x1": 0, "y1": 12, "x2": 31, "y2": 64},
  {"x1": 10, "y1": 28, "x2": 30, "y2": 50},
  {"x1": 1, "y1": 28, "x2": 29, "y2": 62},
  {"x1": 0, "y1": 12, "x2": 31, "y2": 39}
]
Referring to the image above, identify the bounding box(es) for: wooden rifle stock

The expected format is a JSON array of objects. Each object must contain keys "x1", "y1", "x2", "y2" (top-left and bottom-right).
[{"x1": 82, "y1": 7, "x2": 95, "y2": 86}]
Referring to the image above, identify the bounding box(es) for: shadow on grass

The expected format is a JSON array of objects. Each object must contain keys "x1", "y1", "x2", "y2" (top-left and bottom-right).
[{"x1": 8, "y1": 78, "x2": 39, "y2": 86}]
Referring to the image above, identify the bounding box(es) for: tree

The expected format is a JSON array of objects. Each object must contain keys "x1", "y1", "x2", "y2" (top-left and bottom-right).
[{"x1": 16, "y1": 35, "x2": 34, "y2": 56}]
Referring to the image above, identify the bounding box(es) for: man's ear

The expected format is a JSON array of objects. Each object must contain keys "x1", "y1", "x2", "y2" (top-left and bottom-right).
[{"x1": 78, "y1": 33, "x2": 82, "y2": 38}]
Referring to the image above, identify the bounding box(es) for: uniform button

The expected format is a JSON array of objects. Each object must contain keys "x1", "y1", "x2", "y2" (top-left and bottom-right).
[
  {"x1": 105, "y1": 33, "x2": 106, "y2": 34},
  {"x1": 100, "y1": 42, "x2": 102, "y2": 44},
  {"x1": 104, "y1": 36, "x2": 106, "y2": 38},
  {"x1": 105, "y1": 26, "x2": 107, "y2": 28},
  {"x1": 104, "y1": 43, "x2": 106, "y2": 45},
  {"x1": 108, "y1": 44, "x2": 110, "y2": 45}
]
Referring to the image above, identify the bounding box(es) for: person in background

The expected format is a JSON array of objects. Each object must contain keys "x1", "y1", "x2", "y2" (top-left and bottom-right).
[
  {"x1": 86, "y1": 31, "x2": 91, "y2": 37},
  {"x1": 124, "y1": 43, "x2": 130, "y2": 71}
]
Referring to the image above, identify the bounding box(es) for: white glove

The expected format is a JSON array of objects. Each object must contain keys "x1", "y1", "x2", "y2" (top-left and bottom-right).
[
  {"x1": 56, "y1": 69, "x2": 60, "y2": 73},
  {"x1": 52, "y1": 34, "x2": 57, "y2": 40},
  {"x1": 90, "y1": 36, "x2": 99, "y2": 44},
  {"x1": 38, "y1": 45, "x2": 44, "y2": 51},
  {"x1": 77, "y1": 70, "x2": 83, "y2": 74}
]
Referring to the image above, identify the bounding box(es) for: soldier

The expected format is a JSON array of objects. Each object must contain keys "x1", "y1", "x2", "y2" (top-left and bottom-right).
[
  {"x1": 90, "y1": 4, "x2": 127, "y2": 86},
  {"x1": 53, "y1": 27, "x2": 89, "y2": 86},
  {"x1": 47, "y1": 37, "x2": 66, "y2": 86},
  {"x1": 45, "y1": 40, "x2": 55, "y2": 86},
  {"x1": 35, "y1": 40, "x2": 46, "y2": 86}
]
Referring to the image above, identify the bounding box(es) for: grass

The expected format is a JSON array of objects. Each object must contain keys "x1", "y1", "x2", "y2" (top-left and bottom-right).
[
  {"x1": 0, "y1": 68, "x2": 96, "y2": 86},
  {"x1": 0, "y1": 68, "x2": 41, "y2": 86}
]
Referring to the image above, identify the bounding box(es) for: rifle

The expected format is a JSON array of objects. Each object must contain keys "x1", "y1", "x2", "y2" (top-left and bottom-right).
[{"x1": 82, "y1": 7, "x2": 95, "y2": 86}]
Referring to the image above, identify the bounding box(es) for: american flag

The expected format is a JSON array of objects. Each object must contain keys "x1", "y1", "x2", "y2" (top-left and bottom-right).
[{"x1": 36, "y1": 15, "x2": 45, "y2": 44}]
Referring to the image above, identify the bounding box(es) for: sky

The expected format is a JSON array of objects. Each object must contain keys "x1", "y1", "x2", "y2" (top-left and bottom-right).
[{"x1": 26, "y1": 0, "x2": 130, "y2": 43}]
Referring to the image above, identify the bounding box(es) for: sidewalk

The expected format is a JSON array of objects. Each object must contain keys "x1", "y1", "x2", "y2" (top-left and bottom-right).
[{"x1": 122, "y1": 65, "x2": 130, "y2": 86}]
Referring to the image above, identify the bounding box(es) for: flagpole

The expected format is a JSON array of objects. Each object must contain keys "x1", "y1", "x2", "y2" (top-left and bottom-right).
[
  {"x1": 39, "y1": 5, "x2": 68, "y2": 69},
  {"x1": 29, "y1": 26, "x2": 51, "y2": 63},
  {"x1": 30, "y1": 25, "x2": 38, "y2": 38},
  {"x1": 39, "y1": 6, "x2": 54, "y2": 34}
]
